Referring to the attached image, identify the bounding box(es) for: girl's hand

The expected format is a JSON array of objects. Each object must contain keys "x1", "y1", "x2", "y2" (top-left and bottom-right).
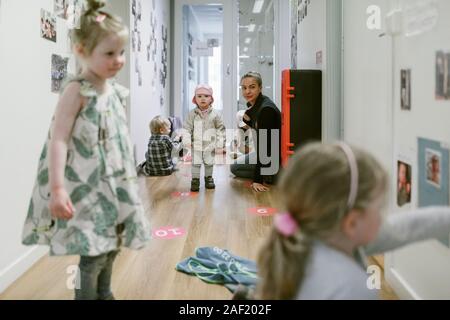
[
  {"x1": 215, "y1": 148, "x2": 226, "y2": 154},
  {"x1": 49, "y1": 188, "x2": 75, "y2": 220},
  {"x1": 252, "y1": 183, "x2": 270, "y2": 193}
]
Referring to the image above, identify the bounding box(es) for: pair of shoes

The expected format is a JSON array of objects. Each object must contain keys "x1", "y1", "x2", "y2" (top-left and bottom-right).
[
  {"x1": 191, "y1": 178, "x2": 200, "y2": 192},
  {"x1": 205, "y1": 176, "x2": 215, "y2": 189}
]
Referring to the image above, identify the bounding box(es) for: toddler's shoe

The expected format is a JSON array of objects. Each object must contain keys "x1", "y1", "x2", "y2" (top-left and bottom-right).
[
  {"x1": 205, "y1": 176, "x2": 216, "y2": 190},
  {"x1": 191, "y1": 178, "x2": 200, "y2": 192}
]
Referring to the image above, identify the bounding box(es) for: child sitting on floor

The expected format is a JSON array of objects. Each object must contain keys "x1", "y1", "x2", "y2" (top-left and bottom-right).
[{"x1": 137, "y1": 116, "x2": 181, "y2": 176}]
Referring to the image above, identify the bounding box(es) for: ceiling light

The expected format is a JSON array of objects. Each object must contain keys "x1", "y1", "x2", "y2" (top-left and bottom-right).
[
  {"x1": 243, "y1": 47, "x2": 248, "y2": 52},
  {"x1": 245, "y1": 38, "x2": 251, "y2": 44},
  {"x1": 248, "y1": 24, "x2": 256, "y2": 32},
  {"x1": 253, "y1": 0, "x2": 264, "y2": 14}
]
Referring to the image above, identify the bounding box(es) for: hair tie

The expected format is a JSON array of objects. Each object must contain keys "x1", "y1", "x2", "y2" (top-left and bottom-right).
[
  {"x1": 96, "y1": 14, "x2": 106, "y2": 23},
  {"x1": 274, "y1": 212, "x2": 299, "y2": 237},
  {"x1": 337, "y1": 142, "x2": 359, "y2": 209}
]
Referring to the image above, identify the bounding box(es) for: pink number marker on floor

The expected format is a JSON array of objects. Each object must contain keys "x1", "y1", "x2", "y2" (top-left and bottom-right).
[
  {"x1": 152, "y1": 226, "x2": 186, "y2": 240},
  {"x1": 248, "y1": 207, "x2": 278, "y2": 217},
  {"x1": 171, "y1": 191, "x2": 197, "y2": 198}
]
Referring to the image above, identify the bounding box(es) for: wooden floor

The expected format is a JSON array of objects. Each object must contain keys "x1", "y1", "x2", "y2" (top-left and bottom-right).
[{"x1": 1, "y1": 163, "x2": 398, "y2": 300}]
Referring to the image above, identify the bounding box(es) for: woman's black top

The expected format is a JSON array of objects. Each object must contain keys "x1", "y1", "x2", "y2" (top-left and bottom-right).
[{"x1": 244, "y1": 94, "x2": 281, "y2": 184}]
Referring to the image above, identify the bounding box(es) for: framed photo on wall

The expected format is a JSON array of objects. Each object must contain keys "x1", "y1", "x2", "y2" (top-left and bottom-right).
[
  {"x1": 397, "y1": 160, "x2": 412, "y2": 207},
  {"x1": 41, "y1": 9, "x2": 57, "y2": 42},
  {"x1": 436, "y1": 51, "x2": 450, "y2": 100},
  {"x1": 401, "y1": 69, "x2": 411, "y2": 110}
]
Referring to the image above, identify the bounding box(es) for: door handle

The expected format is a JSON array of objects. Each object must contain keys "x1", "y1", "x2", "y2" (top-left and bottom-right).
[{"x1": 226, "y1": 64, "x2": 231, "y2": 76}]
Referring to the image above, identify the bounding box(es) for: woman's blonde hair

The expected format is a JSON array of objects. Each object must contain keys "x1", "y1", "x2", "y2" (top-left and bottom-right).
[
  {"x1": 150, "y1": 116, "x2": 171, "y2": 135},
  {"x1": 71, "y1": 0, "x2": 128, "y2": 55},
  {"x1": 241, "y1": 71, "x2": 263, "y2": 88},
  {"x1": 256, "y1": 143, "x2": 388, "y2": 300}
]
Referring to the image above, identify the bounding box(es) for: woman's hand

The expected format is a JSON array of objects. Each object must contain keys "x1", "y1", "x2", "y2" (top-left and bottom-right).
[
  {"x1": 49, "y1": 188, "x2": 75, "y2": 220},
  {"x1": 252, "y1": 183, "x2": 270, "y2": 193}
]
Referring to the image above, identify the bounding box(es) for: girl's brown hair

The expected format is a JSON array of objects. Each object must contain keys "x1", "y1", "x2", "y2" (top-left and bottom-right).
[
  {"x1": 256, "y1": 143, "x2": 388, "y2": 300},
  {"x1": 71, "y1": 0, "x2": 128, "y2": 55}
]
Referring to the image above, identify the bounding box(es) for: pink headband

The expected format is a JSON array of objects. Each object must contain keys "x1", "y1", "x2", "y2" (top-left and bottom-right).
[
  {"x1": 96, "y1": 14, "x2": 106, "y2": 23},
  {"x1": 274, "y1": 212, "x2": 299, "y2": 237},
  {"x1": 337, "y1": 142, "x2": 359, "y2": 209}
]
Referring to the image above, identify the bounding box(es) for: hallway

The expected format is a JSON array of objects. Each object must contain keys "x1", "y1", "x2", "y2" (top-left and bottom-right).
[
  {"x1": 1, "y1": 0, "x2": 450, "y2": 301},
  {"x1": 0, "y1": 164, "x2": 278, "y2": 300}
]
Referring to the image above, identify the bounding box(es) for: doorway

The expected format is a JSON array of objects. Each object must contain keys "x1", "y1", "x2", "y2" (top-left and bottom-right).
[{"x1": 174, "y1": 0, "x2": 276, "y2": 129}]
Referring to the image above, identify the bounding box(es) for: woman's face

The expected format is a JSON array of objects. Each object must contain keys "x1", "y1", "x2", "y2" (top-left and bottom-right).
[{"x1": 241, "y1": 77, "x2": 262, "y2": 106}]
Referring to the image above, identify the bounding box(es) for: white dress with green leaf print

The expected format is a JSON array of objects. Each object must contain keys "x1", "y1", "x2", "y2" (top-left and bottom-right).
[{"x1": 22, "y1": 78, "x2": 151, "y2": 256}]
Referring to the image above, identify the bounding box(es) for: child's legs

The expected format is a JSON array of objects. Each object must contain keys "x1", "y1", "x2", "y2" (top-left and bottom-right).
[
  {"x1": 192, "y1": 164, "x2": 202, "y2": 179},
  {"x1": 204, "y1": 165, "x2": 214, "y2": 177},
  {"x1": 75, "y1": 253, "x2": 109, "y2": 300},
  {"x1": 97, "y1": 250, "x2": 120, "y2": 300}
]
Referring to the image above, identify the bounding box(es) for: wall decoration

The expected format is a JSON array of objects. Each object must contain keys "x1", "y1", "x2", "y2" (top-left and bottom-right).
[
  {"x1": 297, "y1": 0, "x2": 311, "y2": 23},
  {"x1": 418, "y1": 137, "x2": 449, "y2": 207},
  {"x1": 397, "y1": 160, "x2": 412, "y2": 207},
  {"x1": 54, "y1": 0, "x2": 69, "y2": 19},
  {"x1": 401, "y1": 69, "x2": 411, "y2": 110},
  {"x1": 192, "y1": 41, "x2": 213, "y2": 57},
  {"x1": 137, "y1": 30, "x2": 142, "y2": 52},
  {"x1": 147, "y1": 12, "x2": 157, "y2": 62},
  {"x1": 436, "y1": 51, "x2": 450, "y2": 100},
  {"x1": 51, "y1": 54, "x2": 69, "y2": 93},
  {"x1": 41, "y1": 9, "x2": 57, "y2": 42},
  {"x1": 160, "y1": 24, "x2": 168, "y2": 88},
  {"x1": 66, "y1": 0, "x2": 83, "y2": 29},
  {"x1": 188, "y1": 70, "x2": 195, "y2": 81},
  {"x1": 290, "y1": 0, "x2": 298, "y2": 69},
  {"x1": 207, "y1": 38, "x2": 219, "y2": 48},
  {"x1": 426, "y1": 148, "x2": 442, "y2": 189}
]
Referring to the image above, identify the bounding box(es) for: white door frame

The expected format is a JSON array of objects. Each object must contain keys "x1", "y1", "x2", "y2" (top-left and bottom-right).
[{"x1": 173, "y1": 0, "x2": 237, "y2": 128}]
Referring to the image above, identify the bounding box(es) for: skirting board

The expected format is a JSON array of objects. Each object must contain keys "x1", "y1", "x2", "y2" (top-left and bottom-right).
[
  {"x1": 384, "y1": 253, "x2": 421, "y2": 300},
  {"x1": 0, "y1": 246, "x2": 48, "y2": 294}
]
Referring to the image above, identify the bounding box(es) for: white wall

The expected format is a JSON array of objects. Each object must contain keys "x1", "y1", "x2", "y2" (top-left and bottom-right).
[
  {"x1": 106, "y1": 0, "x2": 131, "y2": 114},
  {"x1": 343, "y1": 0, "x2": 450, "y2": 299},
  {"x1": 343, "y1": 0, "x2": 393, "y2": 171},
  {"x1": 297, "y1": 0, "x2": 326, "y2": 71},
  {"x1": 0, "y1": 0, "x2": 66, "y2": 294},
  {"x1": 388, "y1": 0, "x2": 450, "y2": 299},
  {"x1": 295, "y1": 0, "x2": 342, "y2": 142},
  {"x1": 130, "y1": 0, "x2": 171, "y2": 163},
  {"x1": 0, "y1": 0, "x2": 138, "y2": 294}
]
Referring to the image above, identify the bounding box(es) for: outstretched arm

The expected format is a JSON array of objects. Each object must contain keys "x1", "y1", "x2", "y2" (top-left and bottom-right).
[
  {"x1": 49, "y1": 82, "x2": 83, "y2": 220},
  {"x1": 365, "y1": 207, "x2": 450, "y2": 255}
]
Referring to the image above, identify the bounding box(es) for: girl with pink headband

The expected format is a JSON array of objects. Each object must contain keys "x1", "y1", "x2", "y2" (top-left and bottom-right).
[{"x1": 256, "y1": 142, "x2": 450, "y2": 300}]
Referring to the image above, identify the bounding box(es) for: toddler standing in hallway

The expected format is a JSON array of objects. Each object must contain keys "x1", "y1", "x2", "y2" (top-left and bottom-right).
[
  {"x1": 183, "y1": 84, "x2": 226, "y2": 192},
  {"x1": 21, "y1": 0, "x2": 150, "y2": 300},
  {"x1": 257, "y1": 142, "x2": 450, "y2": 300}
]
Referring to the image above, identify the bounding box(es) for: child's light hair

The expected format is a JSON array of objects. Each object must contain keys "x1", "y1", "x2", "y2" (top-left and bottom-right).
[
  {"x1": 149, "y1": 116, "x2": 171, "y2": 135},
  {"x1": 256, "y1": 143, "x2": 388, "y2": 300},
  {"x1": 71, "y1": 0, "x2": 128, "y2": 55}
]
